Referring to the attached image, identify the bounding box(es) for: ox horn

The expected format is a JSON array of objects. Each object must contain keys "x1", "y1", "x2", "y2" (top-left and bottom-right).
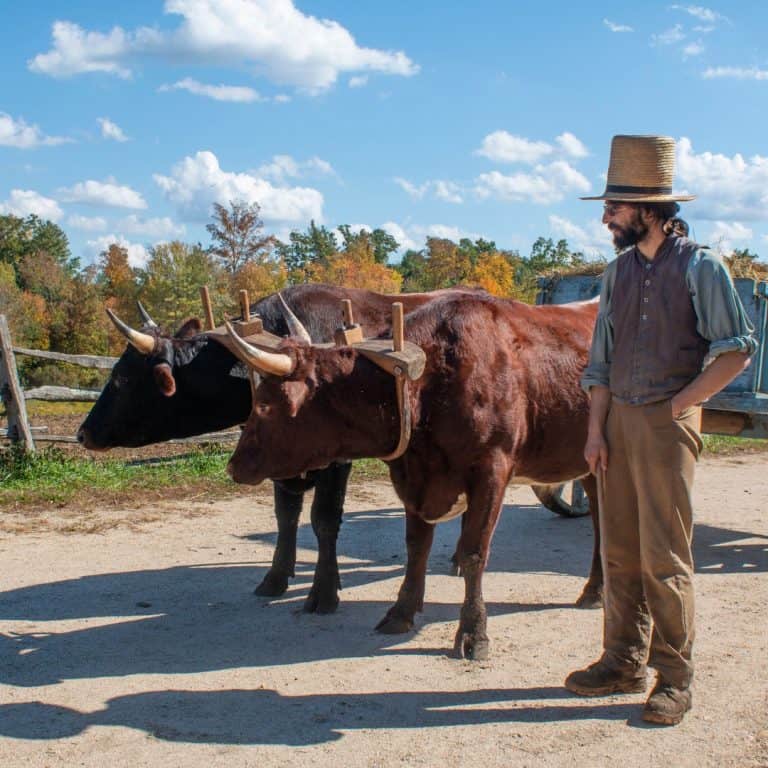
[
  {"x1": 136, "y1": 300, "x2": 158, "y2": 328},
  {"x1": 224, "y1": 321, "x2": 295, "y2": 376},
  {"x1": 106, "y1": 308, "x2": 156, "y2": 355},
  {"x1": 277, "y1": 293, "x2": 312, "y2": 344}
]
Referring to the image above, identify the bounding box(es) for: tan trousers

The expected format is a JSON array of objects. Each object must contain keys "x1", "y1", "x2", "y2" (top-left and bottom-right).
[{"x1": 599, "y1": 397, "x2": 703, "y2": 688}]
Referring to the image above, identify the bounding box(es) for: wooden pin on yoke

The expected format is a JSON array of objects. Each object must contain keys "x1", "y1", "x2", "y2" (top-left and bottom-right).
[{"x1": 334, "y1": 299, "x2": 364, "y2": 345}]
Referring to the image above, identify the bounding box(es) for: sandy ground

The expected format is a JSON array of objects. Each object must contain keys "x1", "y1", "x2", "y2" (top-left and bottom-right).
[{"x1": 0, "y1": 454, "x2": 766, "y2": 768}]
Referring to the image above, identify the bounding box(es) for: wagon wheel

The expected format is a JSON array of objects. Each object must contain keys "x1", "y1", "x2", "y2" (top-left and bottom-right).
[{"x1": 532, "y1": 480, "x2": 590, "y2": 518}]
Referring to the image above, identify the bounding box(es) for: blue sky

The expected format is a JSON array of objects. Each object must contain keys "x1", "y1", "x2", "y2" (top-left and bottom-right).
[{"x1": 2, "y1": 1, "x2": 767, "y2": 267}]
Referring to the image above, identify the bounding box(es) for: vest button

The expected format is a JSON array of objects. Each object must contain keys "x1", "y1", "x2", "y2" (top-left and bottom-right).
[
  {"x1": 645, "y1": 279, "x2": 651, "y2": 286},
  {"x1": 641, "y1": 314, "x2": 648, "y2": 320}
]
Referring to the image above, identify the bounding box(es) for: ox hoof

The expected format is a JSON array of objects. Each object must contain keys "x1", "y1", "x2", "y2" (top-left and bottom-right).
[
  {"x1": 375, "y1": 613, "x2": 414, "y2": 635},
  {"x1": 454, "y1": 633, "x2": 490, "y2": 661},
  {"x1": 303, "y1": 589, "x2": 339, "y2": 615},
  {"x1": 254, "y1": 571, "x2": 290, "y2": 597},
  {"x1": 575, "y1": 586, "x2": 603, "y2": 610}
]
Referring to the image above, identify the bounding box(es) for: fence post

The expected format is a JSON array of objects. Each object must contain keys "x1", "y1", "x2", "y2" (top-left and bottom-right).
[{"x1": 0, "y1": 314, "x2": 35, "y2": 452}]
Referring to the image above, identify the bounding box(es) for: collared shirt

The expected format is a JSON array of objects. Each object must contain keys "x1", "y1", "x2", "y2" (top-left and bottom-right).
[{"x1": 581, "y1": 242, "x2": 758, "y2": 394}]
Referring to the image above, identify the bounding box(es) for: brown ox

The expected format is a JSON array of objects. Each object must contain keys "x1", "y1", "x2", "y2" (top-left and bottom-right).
[{"x1": 226, "y1": 292, "x2": 600, "y2": 659}]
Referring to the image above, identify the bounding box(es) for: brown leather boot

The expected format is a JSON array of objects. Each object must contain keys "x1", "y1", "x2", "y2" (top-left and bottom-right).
[
  {"x1": 565, "y1": 660, "x2": 647, "y2": 696},
  {"x1": 642, "y1": 680, "x2": 692, "y2": 725}
]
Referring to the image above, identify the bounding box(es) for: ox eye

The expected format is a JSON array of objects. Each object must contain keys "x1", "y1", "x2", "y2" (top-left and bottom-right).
[{"x1": 255, "y1": 402, "x2": 271, "y2": 416}]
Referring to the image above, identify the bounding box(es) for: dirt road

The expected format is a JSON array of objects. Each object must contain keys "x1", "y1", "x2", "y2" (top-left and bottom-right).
[{"x1": 0, "y1": 454, "x2": 766, "y2": 767}]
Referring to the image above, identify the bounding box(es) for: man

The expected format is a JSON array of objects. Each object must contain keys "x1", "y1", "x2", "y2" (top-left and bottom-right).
[{"x1": 565, "y1": 135, "x2": 757, "y2": 725}]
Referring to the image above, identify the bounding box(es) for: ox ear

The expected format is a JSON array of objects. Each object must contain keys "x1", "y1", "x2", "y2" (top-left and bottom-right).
[
  {"x1": 174, "y1": 317, "x2": 202, "y2": 340},
  {"x1": 282, "y1": 380, "x2": 309, "y2": 418},
  {"x1": 153, "y1": 363, "x2": 177, "y2": 397}
]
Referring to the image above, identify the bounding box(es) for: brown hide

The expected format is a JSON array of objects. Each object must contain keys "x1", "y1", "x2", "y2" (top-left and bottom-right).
[{"x1": 229, "y1": 293, "x2": 597, "y2": 506}]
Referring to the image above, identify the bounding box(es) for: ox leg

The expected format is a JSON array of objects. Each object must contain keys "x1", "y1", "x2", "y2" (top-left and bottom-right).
[
  {"x1": 574, "y1": 474, "x2": 603, "y2": 609},
  {"x1": 304, "y1": 462, "x2": 352, "y2": 615},
  {"x1": 375, "y1": 512, "x2": 435, "y2": 634},
  {"x1": 254, "y1": 482, "x2": 304, "y2": 597},
  {"x1": 453, "y1": 471, "x2": 506, "y2": 661}
]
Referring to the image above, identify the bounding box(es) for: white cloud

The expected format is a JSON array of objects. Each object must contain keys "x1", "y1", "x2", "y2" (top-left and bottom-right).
[
  {"x1": 159, "y1": 77, "x2": 263, "y2": 102},
  {"x1": 651, "y1": 24, "x2": 685, "y2": 46},
  {"x1": 30, "y1": 1, "x2": 418, "y2": 92},
  {"x1": 556, "y1": 132, "x2": 589, "y2": 158},
  {"x1": 0, "y1": 189, "x2": 63, "y2": 221},
  {"x1": 416, "y1": 224, "x2": 483, "y2": 243},
  {"x1": 475, "y1": 161, "x2": 591, "y2": 205},
  {"x1": 116, "y1": 214, "x2": 185, "y2": 238},
  {"x1": 85, "y1": 234, "x2": 149, "y2": 268},
  {"x1": 0, "y1": 112, "x2": 70, "y2": 148},
  {"x1": 256, "y1": 154, "x2": 336, "y2": 183},
  {"x1": 705, "y1": 221, "x2": 753, "y2": 254},
  {"x1": 28, "y1": 21, "x2": 156, "y2": 78},
  {"x1": 548, "y1": 215, "x2": 613, "y2": 258},
  {"x1": 67, "y1": 214, "x2": 107, "y2": 231},
  {"x1": 433, "y1": 180, "x2": 463, "y2": 204},
  {"x1": 380, "y1": 221, "x2": 418, "y2": 251},
  {"x1": 98, "y1": 117, "x2": 129, "y2": 142},
  {"x1": 393, "y1": 177, "x2": 463, "y2": 204},
  {"x1": 670, "y1": 5, "x2": 724, "y2": 24},
  {"x1": 603, "y1": 19, "x2": 633, "y2": 33},
  {"x1": 58, "y1": 179, "x2": 147, "y2": 209},
  {"x1": 349, "y1": 75, "x2": 368, "y2": 88},
  {"x1": 683, "y1": 41, "x2": 705, "y2": 57},
  {"x1": 394, "y1": 177, "x2": 429, "y2": 200},
  {"x1": 703, "y1": 66, "x2": 768, "y2": 80},
  {"x1": 475, "y1": 131, "x2": 553, "y2": 164},
  {"x1": 154, "y1": 150, "x2": 324, "y2": 224},
  {"x1": 676, "y1": 136, "x2": 768, "y2": 221}
]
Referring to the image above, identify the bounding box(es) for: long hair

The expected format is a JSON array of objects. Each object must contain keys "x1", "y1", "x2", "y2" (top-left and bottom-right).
[{"x1": 640, "y1": 201, "x2": 689, "y2": 237}]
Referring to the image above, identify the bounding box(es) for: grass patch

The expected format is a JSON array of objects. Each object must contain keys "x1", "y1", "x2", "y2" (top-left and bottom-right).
[
  {"x1": 0, "y1": 443, "x2": 235, "y2": 510},
  {"x1": 702, "y1": 433, "x2": 768, "y2": 455},
  {"x1": 352, "y1": 457, "x2": 390, "y2": 481}
]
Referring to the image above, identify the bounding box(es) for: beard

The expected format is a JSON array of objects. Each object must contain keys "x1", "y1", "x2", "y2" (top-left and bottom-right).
[{"x1": 610, "y1": 210, "x2": 649, "y2": 250}]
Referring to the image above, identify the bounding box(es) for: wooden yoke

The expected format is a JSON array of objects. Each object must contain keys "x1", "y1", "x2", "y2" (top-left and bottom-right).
[
  {"x1": 342, "y1": 301, "x2": 427, "y2": 461},
  {"x1": 202, "y1": 286, "x2": 278, "y2": 353},
  {"x1": 334, "y1": 299, "x2": 364, "y2": 345}
]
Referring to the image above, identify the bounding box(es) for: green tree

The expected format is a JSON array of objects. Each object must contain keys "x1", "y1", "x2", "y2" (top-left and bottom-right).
[
  {"x1": 396, "y1": 249, "x2": 428, "y2": 292},
  {"x1": 276, "y1": 220, "x2": 338, "y2": 278},
  {"x1": 206, "y1": 200, "x2": 276, "y2": 274},
  {"x1": 139, "y1": 241, "x2": 231, "y2": 328},
  {"x1": 527, "y1": 237, "x2": 585, "y2": 273},
  {"x1": 337, "y1": 225, "x2": 399, "y2": 264},
  {"x1": 0, "y1": 214, "x2": 76, "y2": 283}
]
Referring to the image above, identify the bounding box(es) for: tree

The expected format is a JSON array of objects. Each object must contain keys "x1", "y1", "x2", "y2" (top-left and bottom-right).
[
  {"x1": 396, "y1": 249, "x2": 428, "y2": 292},
  {"x1": 469, "y1": 251, "x2": 516, "y2": 296},
  {"x1": 527, "y1": 237, "x2": 585, "y2": 273},
  {"x1": 276, "y1": 220, "x2": 338, "y2": 279},
  {"x1": 307, "y1": 237, "x2": 403, "y2": 292},
  {"x1": 232, "y1": 259, "x2": 288, "y2": 301},
  {"x1": 419, "y1": 238, "x2": 472, "y2": 290},
  {"x1": 139, "y1": 241, "x2": 231, "y2": 328},
  {"x1": 97, "y1": 243, "x2": 140, "y2": 323},
  {"x1": 0, "y1": 214, "x2": 76, "y2": 283},
  {"x1": 206, "y1": 200, "x2": 276, "y2": 274},
  {"x1": 337, "y1": 225, "x2": 400, "y2": 264}
]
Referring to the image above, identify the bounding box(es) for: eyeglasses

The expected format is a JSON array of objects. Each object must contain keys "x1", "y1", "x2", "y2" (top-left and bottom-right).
[{"x1": 602, "y1": 202, "x2": 631, "y2": 217}]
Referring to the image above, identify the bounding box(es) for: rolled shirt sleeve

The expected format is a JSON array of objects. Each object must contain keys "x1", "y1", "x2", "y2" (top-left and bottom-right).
[
  {"x1": 687, "y1": 249, "x2": 758, "y2": 364},
  {"x1": 581, "y1": 259, "x2": 617, "y2": 392}
]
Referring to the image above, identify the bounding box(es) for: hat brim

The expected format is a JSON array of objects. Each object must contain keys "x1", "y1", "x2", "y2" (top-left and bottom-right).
[{"x1": 581, "y1": 191, "x2": 695, "y2": 202}]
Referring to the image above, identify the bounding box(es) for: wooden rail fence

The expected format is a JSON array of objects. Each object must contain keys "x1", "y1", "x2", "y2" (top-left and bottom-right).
[{"x1": 0, "y1": 314, "x2": 239, "y2": 452}]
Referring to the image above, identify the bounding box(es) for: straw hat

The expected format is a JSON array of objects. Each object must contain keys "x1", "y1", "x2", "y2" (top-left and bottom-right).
[{"x1": 581, "y1": 135, "x2": 695, "y2": 202}]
